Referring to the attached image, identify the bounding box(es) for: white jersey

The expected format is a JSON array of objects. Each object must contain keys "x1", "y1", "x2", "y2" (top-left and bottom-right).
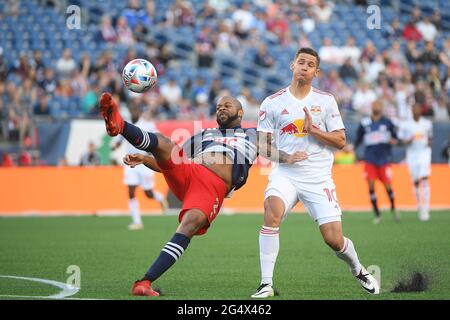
[
  {"x1": 398, "y1": 117, "x2": 432, "y2": 164},
  {"x1": 258, "y1": 86, "x2": 345, "y2": 183}
]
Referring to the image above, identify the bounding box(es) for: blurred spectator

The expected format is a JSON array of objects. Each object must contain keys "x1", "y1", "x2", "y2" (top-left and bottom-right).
[
  {"x1": 419, "y1": 41, "x2": 440, "y2": 65},
  {"x1": 39, "y1": 68, "x2": 57, "y2": 95},
  {"x1": 0, "y1": 48, "x2": 7, "y2": 81},
  {"x1": 432, "y1": 95, "x2": 450, "y2": 121},
  {"x1": 236, "y1": 87, "x2": 259, "y2": 121},
  {"x1": 266, "y1": 11, "x2": 290, "y2": 45},
  {"x1": 13, "y1": 53, "x2": 31, "y2": 79},
  {"x1": 122, "y1": 0, "x2": 152, "y2": 30},
  {"x1": 383, "y1": 18, "x2": 403, "y2": 40},
  {"x1": 412, "y1": 62, "x2": 427, "y2": 83},
  {"x1": 254, "y1": 43, "x2": 274, "y2": 68},
  {"x1": 232, "y1": 2, "x2": 255, "y2": 39},
  {"x1": 341, "y1": 37, "x2": 361, "y2": 64},
  {"x1": 352, "y1": 80, "x2": 377, "y2": 117},
  {"x1": 416, "y1": 16, "x2": 438, "y2": 42},
  {"x1": 387, "y1": 41, "x2": 407, "y2": 66},
  {"x1": 56, "y1": 49, "x2": 77, "y2": 79},
  {"x1": 80, "y1": 141, "x2": 101, "y2": 166},
  {"x1": 98, "y1": 15, "x2": 117, "y2": 43},
  {"x1": 427, "y1": 65, "x2": 443, "y2": 95},
  {"x1": 363, "y1": 54, "x2": 385, "y2": 83},
  {"x1": 405, "y1": 40, "x2": 421, "y2": 64},
  {"x1": 312, "y1": 0, "x2": 333, "y2": 23},
  {"x1": 160, "y1": 77, "x2": 182, "y2": 109},
  {"x1": 319, "y1": 38, "x2": 344, "y2": 65},
  {"x1": 338, "y1": 58, "x2": 358, "y2": 83},
  {"x1": 430, "y1": 10, "x2": 442, "y2": 31},
  {"x1": 360, "y1": 40, "x2": 377, "y2": 63},
  {"x1": 116, "y1": 16, "x2": 135, "y2": 46},
  {"x1": 31, "y1": 50, "x2": 46, "y2": 83},
  {"x1": 439, "y1": 39, "x2": 450, "y2": 68},
  {"x1": 33, "y1": 93, "x2": 51, "y2": 116},
  {"x1": 403, "y1": 19, "x2": 422, "y2": 42},
  {"x1": 195, "y1": 25, "x2": 215, "y2": 68}
]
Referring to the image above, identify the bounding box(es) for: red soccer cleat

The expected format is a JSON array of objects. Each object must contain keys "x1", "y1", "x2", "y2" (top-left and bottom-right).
[
  {"x1": 99, "y1": 92, "x2": 124, "y2": 136},
  {"x1": 131, "y1": 279, "x2": 160, "y2": 297}
]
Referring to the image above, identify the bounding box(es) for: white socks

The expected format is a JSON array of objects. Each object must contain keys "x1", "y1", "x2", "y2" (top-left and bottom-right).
[
  {"x1": 415, "y1": 180, "x2": 430, "y2": 214},
  {"x1": 129, "y1": 198, "x2": 142, "y2": 225},
  {"x1": 259, "y1": 226, "x2": 279, "y2": 286},
  {"x1": 422, "y1": 180, "x2": 430, "y2": 214},
  {"x1": 335, "y1": 237, "x2": 362, "y2": 276},
  {"x1": 154, "y1": 191, "x2": 165, "y2": 203}
]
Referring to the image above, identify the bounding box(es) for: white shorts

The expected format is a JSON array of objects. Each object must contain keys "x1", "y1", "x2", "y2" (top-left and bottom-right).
[
  {"x1": 407, "y1": 160, "x2": 431, "y2": 182},
  {"x1": 264, "y1": 174, "x2": 342, "y2": 226},
  {"x1": 123, "y1": 165, "x2": 155, "y2": 190}
]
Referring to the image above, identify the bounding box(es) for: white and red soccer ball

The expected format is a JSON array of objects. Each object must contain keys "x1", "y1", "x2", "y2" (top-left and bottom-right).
[{"x1": 122, "y1": 59, "x2": 157, "y2": 93}]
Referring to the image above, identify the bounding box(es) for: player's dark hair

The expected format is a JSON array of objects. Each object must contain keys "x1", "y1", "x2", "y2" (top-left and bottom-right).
[{"x1": 295, "y1": 48, "x2": 320, "y2": 67}]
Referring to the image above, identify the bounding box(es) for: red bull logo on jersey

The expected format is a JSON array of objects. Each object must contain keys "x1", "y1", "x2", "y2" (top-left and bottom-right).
[{"x1": 280, "y1": 119, "x2": 307, "y2": 137}]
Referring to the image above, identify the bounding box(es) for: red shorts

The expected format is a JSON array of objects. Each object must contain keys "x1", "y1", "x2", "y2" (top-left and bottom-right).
[
  {"x1": 364, "y1": 163, "x2": 392, "y2": 184},
  {"x1": 157, "y1": 157, "x2": 228, "y2": 235}
]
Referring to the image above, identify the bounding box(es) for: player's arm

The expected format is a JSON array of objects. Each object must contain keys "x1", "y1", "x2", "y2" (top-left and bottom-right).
[
  {"x1": 257, "y1": 131, "x2": 308, "y2": 164},
  {"x1": 303, "y1": 107, "x2": 346, "y2": 149},
  {"x1": 354, "y1": 123, "x2": 364, "y2": 149},
  {"x1": 123, "y1": 153, "x2": 161, "y2": 172},
  {"x1": 389, "y1": 121, "x2": 399, "y2": 145}
]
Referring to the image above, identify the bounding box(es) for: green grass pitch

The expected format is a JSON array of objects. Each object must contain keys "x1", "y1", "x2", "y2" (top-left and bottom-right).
[{"x1": 0, "y1": 211, "x2": 449, "y2": 300}]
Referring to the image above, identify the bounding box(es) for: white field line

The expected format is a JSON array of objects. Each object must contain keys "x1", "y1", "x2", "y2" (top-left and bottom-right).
[{"x1": 0, "y1": 275, "x2": 107, "y2": 300}]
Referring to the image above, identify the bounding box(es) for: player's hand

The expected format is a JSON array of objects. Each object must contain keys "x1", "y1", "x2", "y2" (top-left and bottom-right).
[
  {"x1": 303, "y1": 107, "x2": 313, "y2": 133},
  {"x1": 123, "y1": 153, "x2": 144, "y2": 168},
  {"x1": 287, "y1": 151, "x2": 309, "y2": 164}
]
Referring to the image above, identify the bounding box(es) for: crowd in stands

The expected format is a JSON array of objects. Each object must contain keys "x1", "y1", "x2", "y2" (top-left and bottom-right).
[{"x1": 0, "y1": 0, "x2": 449, "y2": 166}]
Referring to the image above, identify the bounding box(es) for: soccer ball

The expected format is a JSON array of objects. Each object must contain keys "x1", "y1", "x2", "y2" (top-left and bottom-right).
[{"x1": 122, "y1": 59, "x2": 157, "y2": 93}]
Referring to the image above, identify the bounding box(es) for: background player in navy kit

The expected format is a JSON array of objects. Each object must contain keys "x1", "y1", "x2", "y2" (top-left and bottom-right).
[
  {"x1": 100, "y1": 92, "x2": 306, "y2": 297},
  {"x1": 354, "y1": 100, "x2": 400, "y2": 224}
]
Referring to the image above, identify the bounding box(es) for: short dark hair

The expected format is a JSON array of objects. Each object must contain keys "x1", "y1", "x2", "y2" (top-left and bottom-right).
[{"x1": 294, "y1": 48, "x2": 320, "y2": 67}]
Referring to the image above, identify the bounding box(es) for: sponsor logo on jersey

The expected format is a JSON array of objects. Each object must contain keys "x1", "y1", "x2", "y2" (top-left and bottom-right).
[
  {"x1": 280, "y1": 119, "x2": 307, "y2": 137},
  {"x1": 281, "y1": 108, "x2": 289, "y2": 115},
  {"x1": 310, "y1": 105, "x2": 321, "y2": 115}
]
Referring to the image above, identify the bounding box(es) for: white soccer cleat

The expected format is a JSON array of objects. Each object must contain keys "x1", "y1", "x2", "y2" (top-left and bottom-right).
[
  {"x1": 128, "y1": 223, "x2": 144, "y2": 230},
  {"x1": 372, "y1": 217, "x2": 381, "y2": 225},
  {"x1": 419, "y1": 210, "x2": 430, "y2": 222},
  {"x1": 355, "y1": 266, "x2": 380, "y2": 294},
  {"x1": 251, "y1": 283, "x2": 275, "y2": 298}
]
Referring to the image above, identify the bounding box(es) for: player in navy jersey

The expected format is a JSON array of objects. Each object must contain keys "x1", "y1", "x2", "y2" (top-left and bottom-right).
[
  {"x1": 99, "y1": 92, "x2": 307, "y2": 297},
  {"x1": 354, "y1": 100, "x2": 400, "y2": 224}
]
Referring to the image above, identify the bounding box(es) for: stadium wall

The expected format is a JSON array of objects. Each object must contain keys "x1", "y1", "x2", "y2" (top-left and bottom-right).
[{"x1": 0, "y1": 164, "x2": 449, "y2": 215}]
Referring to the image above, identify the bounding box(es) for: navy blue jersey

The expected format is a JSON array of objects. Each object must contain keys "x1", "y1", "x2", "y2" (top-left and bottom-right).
[
  {"x1": 182, "y1": 126, "x2": 258, "y2": 191},
  {"x1": 354, "y1": 117, "x2": 397, "y2": 166}
]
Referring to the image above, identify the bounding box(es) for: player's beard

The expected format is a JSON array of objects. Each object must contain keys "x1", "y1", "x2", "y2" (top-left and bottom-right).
[{"x1": 217, "y1": 112, "x2": 239, "y2": 128}]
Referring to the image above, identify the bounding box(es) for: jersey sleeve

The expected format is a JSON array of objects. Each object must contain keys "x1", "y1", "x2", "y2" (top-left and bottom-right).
[
  {"x1": 257, "y1": 98, "x2": 275, "y2": 133},
  {"x1": 325, "y1": 96, "x2": 345, "y2": 132},
  {"x1": 388, "y1": 120, "x2": 398, "y2": 139},
  {"x1": 181, "y1": 130, "x2": 204, "y2": 159}
]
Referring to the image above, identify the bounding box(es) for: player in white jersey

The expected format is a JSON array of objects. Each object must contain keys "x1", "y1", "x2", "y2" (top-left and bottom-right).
[
  {"x1": 112, "y1": 104, "x2": 167, "y2": 230},
  {"x1": 252, "y1": 48, "x2": 380, "y2": 298},
  {"x1": 398, "y1": 103, "x2": 433, "y2": 221}
]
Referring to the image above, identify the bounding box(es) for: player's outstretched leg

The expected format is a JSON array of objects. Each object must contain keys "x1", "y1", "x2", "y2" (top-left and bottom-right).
[
  {"x1": 99, "y1": 92, "x2": 176, "y2": 163},
  {"x1": 132, "y1": 209, "x2": 207, "y2": 297},
  {"x1": 320, "y1": 222, "x2": 380, "y2": 294},
  {"x1": 251, "y1": 196, "x2": 284, "y2": 298}
]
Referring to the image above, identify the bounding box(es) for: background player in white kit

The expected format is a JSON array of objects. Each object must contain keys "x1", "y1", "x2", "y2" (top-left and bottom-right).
[
  {"x1": 252, "y1": 48, "x2": 380, "y2": 298},
  {"x1": 112, "y1": 102, "x2": 167, "y2": 230},
  {"x1": 399, "y1": 103, "x2": 433, "y2": 221}
]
